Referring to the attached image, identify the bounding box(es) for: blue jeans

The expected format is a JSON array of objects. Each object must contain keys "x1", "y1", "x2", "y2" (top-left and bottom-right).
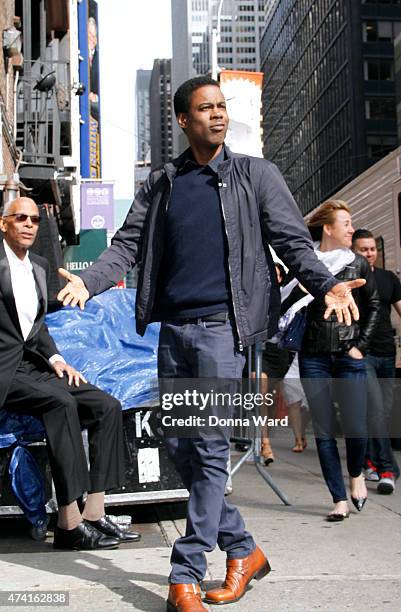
[
  {"x1": 158, "y1": 318, "x2": 255, "y2": 584},
  {"x1": 299, "y1": 353, "x2": 368, "y2": 503},
  {"x1": 365, "y1": 354, "x2": 400, "y2": 477}
]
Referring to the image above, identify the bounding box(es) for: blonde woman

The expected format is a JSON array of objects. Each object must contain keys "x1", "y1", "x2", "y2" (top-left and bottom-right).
[{"x1": 297, "y1": 200, "x2": 380, "y2": 521}]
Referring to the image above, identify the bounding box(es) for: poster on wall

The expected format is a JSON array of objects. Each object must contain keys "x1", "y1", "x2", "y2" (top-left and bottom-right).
[
  {"x1": 81, "y1": 182, "x2": 114, "y2": 230},
  {"x1": 78, "y1": 0, "x2": 101, "y2": 179},
  {"x1": 88, "y1": 0, "x2": 101, "y2": 178}
]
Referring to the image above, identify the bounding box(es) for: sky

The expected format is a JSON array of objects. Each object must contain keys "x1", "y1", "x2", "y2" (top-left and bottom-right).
[{"x1": 97, "y1": 0, "x2": 172, "y2": 199}]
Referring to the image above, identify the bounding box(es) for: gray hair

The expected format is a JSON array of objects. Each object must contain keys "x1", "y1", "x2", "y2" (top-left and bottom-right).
[
  {"x1": 1, "y1": 198, "x2": 17, "y2": 216},
  {"x1": 1, "y1": 197, "x2": 38, "y2": 217}
]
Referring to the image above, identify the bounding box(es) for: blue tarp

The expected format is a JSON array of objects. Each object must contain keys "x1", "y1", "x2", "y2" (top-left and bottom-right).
[
  {"x1": 0, "y1": 289, "x2": 160, "y2": 448},
  {"x1": 0, "y1": 412, "x2": 45, "y2": 449},
  {"x1": 46, "y1": 288, "x2": 160, "y2": 409},
  {"x1": 9, "y1": 446, "x2": 47, "y2": 525}
]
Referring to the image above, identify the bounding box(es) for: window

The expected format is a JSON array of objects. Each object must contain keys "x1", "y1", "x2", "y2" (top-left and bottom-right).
[
  {"x1": 363, "y1": 20, "x2": 398, "y2": 42},
  {"x1": 363, "y1": 0, "x2": 401, "y2": 4},
  {"x1": 365, "y1": 59, "x2": 394, "y2": 80},
  {"x1": 365, "y1": 97, "x2": 396, "y2": 119},
  {"x1": 238, "y1": 46, "x2": 255, "y2": 53},
  {"x1": 236, "y1": 35, "x2": 255, "y2": 42},
  {"x1": 367, "y1": 135, "x2": 397, "y2": 159}
]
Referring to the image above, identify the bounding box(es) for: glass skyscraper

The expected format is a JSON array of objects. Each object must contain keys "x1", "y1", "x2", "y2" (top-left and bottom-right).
[{"x1": 261, "y1": 0, "x2": 401, "y2": 215}]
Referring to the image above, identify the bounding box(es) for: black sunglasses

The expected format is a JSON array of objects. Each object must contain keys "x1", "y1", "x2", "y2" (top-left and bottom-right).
[{"x1": 3, "y1": 213, "x2": 41, "y2": 225}]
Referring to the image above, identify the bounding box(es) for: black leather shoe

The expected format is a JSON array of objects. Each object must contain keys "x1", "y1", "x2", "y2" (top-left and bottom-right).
[
  {"x1": 53, "y1": 521, "x2": 120, "y2": 550},
  {"x1": 86, "y1": 515, "x2": 141, "y2": 542},
  {"x1": 351, "y1": 496, "x2": 367, "y2": 512}
]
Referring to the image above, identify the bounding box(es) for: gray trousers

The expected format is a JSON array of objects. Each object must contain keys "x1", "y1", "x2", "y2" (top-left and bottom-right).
[{"x1": 158, "y1": 319, "x2": 255, "y2": 584}]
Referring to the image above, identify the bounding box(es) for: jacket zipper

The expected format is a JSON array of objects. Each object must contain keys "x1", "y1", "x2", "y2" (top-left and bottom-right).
[
  {"x1": 218, "y1": 175, "x2": 244, "y2": 351},
  {"x1": 165, "y1": 173, "x2": 173, "y2": 210}
]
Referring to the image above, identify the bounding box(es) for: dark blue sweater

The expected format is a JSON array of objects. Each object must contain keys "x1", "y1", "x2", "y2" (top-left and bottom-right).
[{"x1": 158, "y1": 148, "x2": 231, "y2": 319}]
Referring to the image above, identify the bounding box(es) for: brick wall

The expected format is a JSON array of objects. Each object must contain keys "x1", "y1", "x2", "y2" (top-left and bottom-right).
[{"x1": 0, "y1": 0, "x2": 17, "y2": 175}]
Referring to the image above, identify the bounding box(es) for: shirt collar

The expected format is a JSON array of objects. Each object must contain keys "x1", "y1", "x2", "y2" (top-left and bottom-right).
[
  {"x1": 207, "y1": 146, "x2": 226, "y2": 173},
  {"x1": 3, "y1": 240, "x2": 33, "y2": 271},
  {"x1": 179, "y1": 145, "x2": 226, "y2": 174}
]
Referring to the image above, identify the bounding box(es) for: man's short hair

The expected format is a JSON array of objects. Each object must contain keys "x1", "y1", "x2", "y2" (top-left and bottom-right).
[
  {"x1": 352, "y1": 228, "x2": 374, "y2": 244},
  {"x1": 173, "y1": 75, "x2": 220, "y2": 116},
  {"x1": 1, "y1": 199, "x2": 16, "y2": 217}
]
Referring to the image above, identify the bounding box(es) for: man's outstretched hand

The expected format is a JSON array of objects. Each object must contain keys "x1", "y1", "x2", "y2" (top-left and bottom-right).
[
  {"x1": 57, "y1": 268, "x2": 90, "y2": 310},
  {"x1": 324, "y1": 279, "x2": 366, "y2": 325}
]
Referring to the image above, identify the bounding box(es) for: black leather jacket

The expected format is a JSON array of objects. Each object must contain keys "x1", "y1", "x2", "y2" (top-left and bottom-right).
[{"x1": 302, "y1": 254, "x2": 380, "y2": 355}]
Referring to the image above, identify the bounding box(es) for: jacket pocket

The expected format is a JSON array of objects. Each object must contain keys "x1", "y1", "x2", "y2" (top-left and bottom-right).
[{"x1": 338, "y1": 323, "x2": 358, "y2": 342}]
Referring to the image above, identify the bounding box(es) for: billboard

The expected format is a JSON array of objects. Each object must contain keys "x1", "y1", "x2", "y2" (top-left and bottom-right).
[
  {"x1": 219, "y1": 70, "x2": 264, "y2": 158},
  {"x1": 78, "y1": 0, "x2": 101, "y2": 178}
]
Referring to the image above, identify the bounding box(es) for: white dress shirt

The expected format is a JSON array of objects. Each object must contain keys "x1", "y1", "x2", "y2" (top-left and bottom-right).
[{"x1": 4, "y1": 241, "x2": 64, "y2": 364}]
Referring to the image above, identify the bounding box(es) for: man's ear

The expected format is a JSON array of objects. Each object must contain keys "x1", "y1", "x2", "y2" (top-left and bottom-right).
[
  {"x1": 177, "y1": 112, "x2": 187, "y2": 130},
  {"x1": 0, "y1": 218, "x2": 5, "y2": 234}
]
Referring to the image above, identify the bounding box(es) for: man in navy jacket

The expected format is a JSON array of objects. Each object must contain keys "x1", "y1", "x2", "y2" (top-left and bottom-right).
[{"x1": 58, "y1": 76, "x2": 365, "y2": 611}]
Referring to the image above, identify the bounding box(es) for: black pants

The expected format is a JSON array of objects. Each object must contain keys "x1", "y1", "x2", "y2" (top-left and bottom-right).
[{"x1": 4, "y1": 359, "x2": 125, "y2": 506}]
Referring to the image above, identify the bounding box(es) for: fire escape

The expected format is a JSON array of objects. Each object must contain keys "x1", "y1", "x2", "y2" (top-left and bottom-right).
[{"x1": 16, "y1": 0, "x2": 80, "y2": 244}]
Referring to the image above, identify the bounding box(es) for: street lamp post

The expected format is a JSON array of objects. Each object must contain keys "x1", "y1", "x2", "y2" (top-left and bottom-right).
[{"x1": 211, "y1": 0, "x2": 224, "y2": 80}]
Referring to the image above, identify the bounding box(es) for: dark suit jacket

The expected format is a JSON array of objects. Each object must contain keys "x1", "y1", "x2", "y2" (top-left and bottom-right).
[{"x1": 0, "y1": 241, "x2": 59, "y2": 408}]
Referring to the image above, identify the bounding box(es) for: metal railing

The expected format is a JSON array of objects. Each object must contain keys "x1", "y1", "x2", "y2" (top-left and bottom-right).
[{"x1": 16, "y1": 58, "x2": 71, "y2": 165}]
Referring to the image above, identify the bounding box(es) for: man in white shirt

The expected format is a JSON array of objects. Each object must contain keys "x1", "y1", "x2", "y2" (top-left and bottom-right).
[{"x1": 0, "y1": 197, "x2": 139, "y2": 549}]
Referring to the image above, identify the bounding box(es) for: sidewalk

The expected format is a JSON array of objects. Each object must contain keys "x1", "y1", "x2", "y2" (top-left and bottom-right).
[{"x1": 1, "y1": 431, "x2": 400, "y2": 611}]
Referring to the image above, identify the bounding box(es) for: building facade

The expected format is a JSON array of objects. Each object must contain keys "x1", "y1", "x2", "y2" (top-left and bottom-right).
[
  {"x1": 10, "y1": 0, "x2": 82, "y2": 242},
  {"x1": 214, "y1": 0, "x2": 265, "y2": 72},
  {"x1": 171, "y1": 0, "x2": 265, "y2": 155},
  {"x1": 150, "y1": 59, "x2": 173, "y2": 168},
  {"x1": 171, "y1": 0, "x2": 212, "y2": 156},
  {"x1": 261, "y1": 0, "x2": 401, "y2": 216},
  {"x1": 0, "y1": 0, "x2": 20, "y2": 198},
  {"x1": 136, "y1": 69, "x2": 151, "y2": 164},
  {"x1": 331, "y1": 146, "x2": 401, "y2": 364}
]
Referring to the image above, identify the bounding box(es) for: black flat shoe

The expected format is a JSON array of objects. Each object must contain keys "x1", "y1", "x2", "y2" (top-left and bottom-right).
[
  {"x1": 29, "y1": 517, "x2": 49, "y2": 541},
  {"x1": 53, "y1": 521, "x2": 120, "y2": 550},
  {"x1": 326, "y1": 512, "x2": 350, "y2": 522},
  {"x1": 351, "y1": 496, "x2": 367, "y2": 512},
  {"x1": 86, "y1": 515, "x2": 141, "y2": 542},
  {"x1": 264, "y1": 457, "x2": 274, "y2": 466}
]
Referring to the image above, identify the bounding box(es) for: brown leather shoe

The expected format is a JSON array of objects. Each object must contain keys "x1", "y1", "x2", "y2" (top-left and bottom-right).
[
  {"x1": 166, "y1": 583, "x2": 207, "y2": 611},
  {"x1": 204, "y1": 545, "x2": 271, "y2": 605}
]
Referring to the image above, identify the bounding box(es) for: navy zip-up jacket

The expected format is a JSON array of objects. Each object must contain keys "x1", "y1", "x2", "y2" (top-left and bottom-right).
[{"x1": 80, "y1": 146, "x2": 338, "y2": 349}]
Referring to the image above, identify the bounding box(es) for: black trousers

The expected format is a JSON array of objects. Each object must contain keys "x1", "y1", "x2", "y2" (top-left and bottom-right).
[{"x1": 4, "y1": 358, "x2": 125, "y2": 506}]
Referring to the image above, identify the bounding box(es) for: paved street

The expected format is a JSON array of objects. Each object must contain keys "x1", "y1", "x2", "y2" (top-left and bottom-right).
[{"x1": 1, "y1": 430, "x2": 400, "y2": 611}]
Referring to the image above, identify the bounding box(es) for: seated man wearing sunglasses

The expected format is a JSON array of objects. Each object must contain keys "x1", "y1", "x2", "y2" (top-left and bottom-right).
[{"x1": 0, "y1": 197, "x2": 139, "y2": 549}]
